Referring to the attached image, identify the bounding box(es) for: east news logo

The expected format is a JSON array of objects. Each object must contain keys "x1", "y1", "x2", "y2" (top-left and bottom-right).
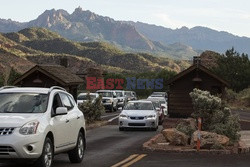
[{"x1": 86, "y1": 77, "x2": 163, "y2": 90}]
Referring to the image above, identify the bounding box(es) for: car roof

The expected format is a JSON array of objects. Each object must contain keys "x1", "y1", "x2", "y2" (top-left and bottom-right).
[
  {"x1": 78, "y1": 93, "x2": 97, "y2": 95},
  {"x1": 114, "y1": 90, "x2": 124, "y2": 92},
  {"x1": 96, "y1": 90, "x2": 114, "y2": 92},
  {"x1": 147, "y1": 97, "x2": 166, "y2": 101},
  {"x1": 152, "y1": 92, "x2": 166, "y2": 94},
  {"x1": 128, "y1": 100, "x2": 152, "y2": 103},
  {"x1": 0, "y1": 87, "x2": 50, "y2": 94},
  {"x1": 143, "y1": 99, "x2": 160, "y2": 102}
]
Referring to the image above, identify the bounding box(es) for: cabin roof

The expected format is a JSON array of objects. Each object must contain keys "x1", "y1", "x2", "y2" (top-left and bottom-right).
[
  {"x1": 167, "y1": 64, "x2": 229, "y2": 87},
  {"x1": 14, "y1": 64, "x2": 84, "y2": 86}
]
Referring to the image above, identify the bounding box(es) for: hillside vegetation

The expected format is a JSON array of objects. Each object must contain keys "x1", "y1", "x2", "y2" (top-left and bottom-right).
[{"x1": 0, "y1": 27, "x2": 190, "y2": 79}]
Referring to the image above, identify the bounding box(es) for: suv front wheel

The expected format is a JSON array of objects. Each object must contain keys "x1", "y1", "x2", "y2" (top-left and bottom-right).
[
  {"x1": 68, "y1": 132, "x2": 85, "y2": 163},
  {"x1": 35, "y1": 137, "x2": 54, "y2": 167}
]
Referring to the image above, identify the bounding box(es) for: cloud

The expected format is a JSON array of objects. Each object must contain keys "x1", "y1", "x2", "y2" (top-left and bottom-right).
[{"x1": 153, "y1": 13, "x2": 193, "y2": 28}]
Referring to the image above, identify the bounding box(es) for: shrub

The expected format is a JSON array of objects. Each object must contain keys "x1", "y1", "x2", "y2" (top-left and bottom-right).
[
  {"x1": 211, "y1": 143, "x2": 224, "y2": 150},
  {"x1": 78, "y1": 93, "x2": 105, "y2": 124},
  {"x1": 224, "y1": 88, "x2": 238, "y2": 103},
  {"x1": 190, "y1": 88, "x2": 241, "y2": 142},
  {"x1": 0, "y1": 75, "x2": 4, "y2": 86},
  {"x1": 176, "y1": 122, "x2": 195, "y2": 137},
  {"x1": 7, "y1": 68, "x2": 22, "y2": 85}
]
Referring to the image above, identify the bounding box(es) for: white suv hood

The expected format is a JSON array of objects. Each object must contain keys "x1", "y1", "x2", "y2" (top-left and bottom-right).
[{"x1": 0, "y1": 113, "x2": 42, "y2": 127}]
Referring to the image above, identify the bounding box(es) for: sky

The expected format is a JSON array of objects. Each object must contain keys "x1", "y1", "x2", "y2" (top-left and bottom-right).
[{"x1": 0, "y1": 0, "x2": 250, "y2": 37}]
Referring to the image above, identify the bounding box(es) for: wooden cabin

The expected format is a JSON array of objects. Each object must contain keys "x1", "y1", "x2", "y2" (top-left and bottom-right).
[
  {"x1": 167, "y1": 57, "x2": 229, "y2": 118},
  {"x1": 14, "y1": 65, "x2": 84, "y2": 100}
]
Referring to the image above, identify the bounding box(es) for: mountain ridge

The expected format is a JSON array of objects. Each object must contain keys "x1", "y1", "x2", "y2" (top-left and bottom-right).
[
  {"x1": 0, "y1": 7, "x2": 198, "y2": 59},
  {"x1": 0, "y1": 7, "x2": 249, "y2": 58},
  {"x1": 130, "y1": 21, "x2": 250, "y2": 55}
]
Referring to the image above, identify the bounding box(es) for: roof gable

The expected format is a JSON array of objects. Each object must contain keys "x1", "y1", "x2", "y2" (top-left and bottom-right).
[
  {"x1": 167, "y1": 64, "x2": 229, "y2": 87},
  {"x1": 14, "y1": 65, "x2": 83, "y2": 86}
]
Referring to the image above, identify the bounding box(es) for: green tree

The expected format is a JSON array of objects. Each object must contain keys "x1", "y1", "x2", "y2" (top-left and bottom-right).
[
  {"x1": 0, "y1": 75, "x2": 4, "y2": 86},
  {"x1": 7, "y1": 68, "x2": 22, "y2": 85},
  {"x1": 213, "y1": 48, "x2": 250, "y2": 92},
  {"x1": 78, "y1": 93, "x2": 105, "y2": 124}
]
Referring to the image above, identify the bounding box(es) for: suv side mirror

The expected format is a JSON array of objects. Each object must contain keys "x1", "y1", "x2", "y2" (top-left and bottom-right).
[{"x1": 55, "y1": 107, "x2": 67, "y2": 116}]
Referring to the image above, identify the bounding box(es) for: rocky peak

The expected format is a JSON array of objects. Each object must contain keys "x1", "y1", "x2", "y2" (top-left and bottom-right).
[
  {"x1": 29, "y1": 9, "x2": 69, "y2": 27},
  {"x1": 71, "y1": 8, "x2": 99, "y2": 22},
  {"x1": 74, "y1": 6, "x2": 84, "y2": 14}
]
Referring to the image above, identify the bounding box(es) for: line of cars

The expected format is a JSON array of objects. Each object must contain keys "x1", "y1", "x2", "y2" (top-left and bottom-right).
[
  {"x1": 76, "y1": 90, "x2": 168, "y2": 131},
  {"x1": 118, "y1": 92, "x2": 168, "y2": 131},
  {"x1": 77, "y1": 90, "x2": 137, "y2": 112},
  {"x1": 0, "y1": 86, "x2": 168, "y2": 167}
]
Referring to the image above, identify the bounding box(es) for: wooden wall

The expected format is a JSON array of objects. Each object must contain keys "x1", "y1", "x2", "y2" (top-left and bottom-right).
[{"x1": 168, "y1": 69, "x2": 225, "y2": 117}]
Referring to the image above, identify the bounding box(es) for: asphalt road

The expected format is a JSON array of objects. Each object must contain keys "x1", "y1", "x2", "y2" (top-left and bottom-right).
[
  {"x1": 0, "y1": 125, "x2": 160, "y2": 167},
  {"x1": 2, "y1": 110, "x2": 250, "y2": 167},
  {"x1": 2, "y1": 124, "x2": 250, "y2": 167}
]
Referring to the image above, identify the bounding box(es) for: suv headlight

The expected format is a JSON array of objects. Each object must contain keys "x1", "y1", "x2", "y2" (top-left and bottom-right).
[
  {"x1": 19, "y1": 121, "x2": 39, "y2": 135},
  {"x1": 119, "y1": 114, "x2": 127, "y2": 119},
  {"x1": 146, "y1": 115, "x2": 156, "y2": 119}
]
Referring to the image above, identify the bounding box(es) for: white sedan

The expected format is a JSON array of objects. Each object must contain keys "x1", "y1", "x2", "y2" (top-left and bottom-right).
[{"x1": 118, "y1": 101, "x2": 159, "y2": 131}]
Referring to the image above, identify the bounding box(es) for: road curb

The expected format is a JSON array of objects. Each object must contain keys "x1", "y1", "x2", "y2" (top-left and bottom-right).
[{"x1": 143, "y1": 133, "x2": 250, "y2": 154}]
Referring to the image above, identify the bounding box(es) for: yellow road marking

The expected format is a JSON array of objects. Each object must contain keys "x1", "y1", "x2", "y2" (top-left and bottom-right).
[
  {"x1": 121, "y1": 154, "x2": 147, "y2": 167},
  {"x1": 111, "y1": 154, "x2": 139, "y2": 167}
]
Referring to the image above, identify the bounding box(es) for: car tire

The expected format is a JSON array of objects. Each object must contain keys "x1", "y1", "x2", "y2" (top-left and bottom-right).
[
  {"x1": 35, "y1": 137, "x2": 54, "y2": 167},
  {"x1": 68, "y1": 132, "x2": 85, "y2": 163},
  {"x1": 152, "y1": 126, "x2": 158, "y2": 131},
  {"x1": 114, "y1": 105, "x2": 118, "y2": 112},
  {"x1": 110, "y1": 104, "x2": 114, "y2": 112},
  {"x1": 119, "y1": 127, "x2": 124, "y2": 131}
]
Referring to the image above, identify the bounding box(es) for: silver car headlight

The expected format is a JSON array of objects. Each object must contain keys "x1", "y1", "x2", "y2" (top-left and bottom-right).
[
  {"x1": 146, "y1": 115, "x2": 156, "y2": 119},
  {"x1": 119, "y1": 114, "x2": 128, "y2": 119},
  {"x1": 19, "y1": 121, "x2": 39, "y2": 135}
]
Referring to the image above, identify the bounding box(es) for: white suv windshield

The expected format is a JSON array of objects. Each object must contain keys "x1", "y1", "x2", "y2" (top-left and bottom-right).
[
  {"x1": 0, "y1": 93, "x2": 48, "y2": 113},
  {"x1": 115, "y1": 92, "x2": 123, "y2": 97},
  {"x1": 98, "y1": 92, "x2": 112, "y2": 97}
]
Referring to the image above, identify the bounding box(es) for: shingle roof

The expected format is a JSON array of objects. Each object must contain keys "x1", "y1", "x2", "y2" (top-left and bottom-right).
[
  {"x1": 14, "y1": 64, "x2": 83, "y2": 86},
  {"x1": 167, "y1": 64, "x2": 229, "y2": 87}
]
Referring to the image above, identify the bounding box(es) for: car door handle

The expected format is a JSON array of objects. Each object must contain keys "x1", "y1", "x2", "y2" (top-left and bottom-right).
[
  {"x1": 77, "y1": 116, "x2": 80, "y2": 119},
  {"x1": 66, "y1": 119, "x2": 70, "y2": 123}
]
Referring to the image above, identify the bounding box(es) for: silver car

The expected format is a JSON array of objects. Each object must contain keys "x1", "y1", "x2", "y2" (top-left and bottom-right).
[{"x1": 118, "y1": 101, "x2": 159, "y2": 131}]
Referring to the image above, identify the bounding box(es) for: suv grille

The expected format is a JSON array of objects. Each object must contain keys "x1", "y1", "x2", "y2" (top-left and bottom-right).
[
  {"x1": 130, "y1": 117, "x2": 145, "y2": 120},
  {"x1": 0, "y1": 146, "x2": 16, "y2": 155},
  {"x1": 0, "y1": 128, "x2": 15, "y2": 136}
]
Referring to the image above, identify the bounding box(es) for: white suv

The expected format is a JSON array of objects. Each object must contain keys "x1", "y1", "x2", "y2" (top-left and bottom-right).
[{"x1": 0, "y1": 86, "x2": 86, "y2": 167}]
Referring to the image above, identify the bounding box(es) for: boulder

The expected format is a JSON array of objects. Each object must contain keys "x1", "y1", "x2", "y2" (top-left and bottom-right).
[
  {"x1": 162, "y1": 128, "x2": 189, "y2": 146},
  {"x1": 191, "y1": 131, "x2": 229, "y2": 149}
]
